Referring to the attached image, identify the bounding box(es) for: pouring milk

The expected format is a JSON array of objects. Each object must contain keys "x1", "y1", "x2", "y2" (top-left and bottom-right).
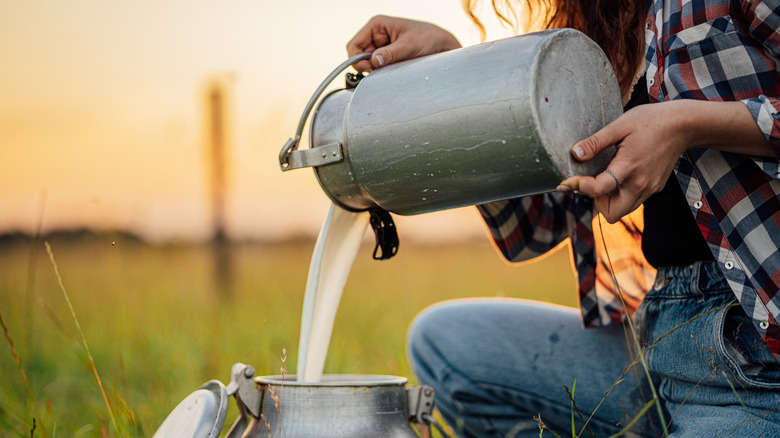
[
  {"x1": 297, "y1": 203, "x2": 369, "y2": 382},
  {"x1": 289, "y1": 31, "x2": 621, "y2": 383}
]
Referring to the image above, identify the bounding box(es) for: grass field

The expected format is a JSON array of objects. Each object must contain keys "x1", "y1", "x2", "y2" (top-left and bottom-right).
[{"x1": 0, "y1": 230, "x2": 576, "y2": 437}]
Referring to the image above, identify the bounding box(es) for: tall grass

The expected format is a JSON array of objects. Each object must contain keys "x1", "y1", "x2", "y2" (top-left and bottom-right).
[
  {"x1": 44, "y1": 241, "x2": 119, "y2": 435},
  {"x1": 0, "y1": 231, "x2": 576, "y2": 436}
]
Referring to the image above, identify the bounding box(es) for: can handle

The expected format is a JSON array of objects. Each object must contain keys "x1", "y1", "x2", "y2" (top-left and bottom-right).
[{"x1": 279, "y1": 52, "x2": 372, "y2": 170}]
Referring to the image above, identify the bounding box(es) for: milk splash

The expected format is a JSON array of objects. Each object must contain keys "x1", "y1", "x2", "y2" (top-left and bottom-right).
[{"x1": 297, "y1": 203, "x2": 369, "y2": 382}]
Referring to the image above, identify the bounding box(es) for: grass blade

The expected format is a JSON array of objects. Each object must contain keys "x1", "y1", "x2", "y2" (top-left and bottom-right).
[
  {"x1": 607, "y1": 398, "x2": 656, "y2": 438},
  {"x1": 0, "y1": 308, "x2": 36, "y2": 406},
  {"x1": 45, "y1": 241, "x2": 120, "y2": 436},
  {"x1": 0, "y1": 390, "x2": 29, "y2": 437},
  {"x1": 570, "y1": 378, "x2": 576, "y2": 438},
  {"x1": 565, "y1": 381, "x2": 593, "y2": 438},
  {"x1": 722, "y1": 371, "x2": 764, "y2": 438},
  {"x1": 597, "y1": 217, "x2": 668, "y2": 435},
  {"x1": 0, "y1": 306, "x2": 42, "y2": 435}
]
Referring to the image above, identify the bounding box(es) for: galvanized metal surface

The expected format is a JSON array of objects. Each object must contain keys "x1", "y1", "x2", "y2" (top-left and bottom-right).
[
  {"x1": 232, "y1": 374, "x2": 420, "y2": 438},
  {"x1": 153, "y1": 380, "x2": 228, "y2": 438},
  {"x1": 155, "y1": 365, "x2": 443, "y2": 437},
  {"x1": 306, "y1": 28, "x2": 622, "y2": 214}
]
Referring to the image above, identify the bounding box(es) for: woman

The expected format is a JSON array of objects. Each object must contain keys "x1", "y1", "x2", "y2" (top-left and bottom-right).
[{"x1": 348, "y1": 0, "x2": 780, "y2": 435}]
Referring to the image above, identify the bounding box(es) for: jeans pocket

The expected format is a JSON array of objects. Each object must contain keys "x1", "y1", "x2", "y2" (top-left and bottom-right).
[{"x1": 719, "y1": 304, "x2": 780, "y2": 388}]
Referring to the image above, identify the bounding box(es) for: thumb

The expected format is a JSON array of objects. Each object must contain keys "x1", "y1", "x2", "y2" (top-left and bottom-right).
[
  {"x1": 372, "y1": 39, "x2": 416, "y2": 68},
  {"x1": 372, "y1": 46, "x2": 399, "y2": 68},
  {"x1": 571, "y1": 122, "x2": 624, "y2": 162},
  {"x1": 370, "y1": 48, "x2": 388, "y2": 68}
]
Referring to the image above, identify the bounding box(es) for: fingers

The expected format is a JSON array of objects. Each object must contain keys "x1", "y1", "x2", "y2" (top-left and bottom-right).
[
  {"x1": 351, "y1": 57, "x2": 375, "y2": 73},
  {"x1": 346, "y1": 15, "x2": 460, "y2": 72},
  {"x1": 592, "y1": 189, "x2": 644, "y2": 224},
  {"x1": 560, "y1": 170, "x2": 619, "y2": 197},
  {"x1": 347, "y1": 16, "x2": 389, "y2": 72},
  {"x1": 559, "y1": 113, "x2": 637, "y2": 222},
  {"x1": 571, "y1": 117, "x2": 628, "y2": 162},
  {"x1": 558, "y1": 105, "x2": 687, "y2": 223},
  {"x1": 559, "y1": 169, "x2": 637, "y2": 223}
]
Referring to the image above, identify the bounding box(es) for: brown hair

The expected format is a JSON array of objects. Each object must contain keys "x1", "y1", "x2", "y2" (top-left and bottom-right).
[{"x1": 462, "y1": 0, "x2": 644, "y2": 96}]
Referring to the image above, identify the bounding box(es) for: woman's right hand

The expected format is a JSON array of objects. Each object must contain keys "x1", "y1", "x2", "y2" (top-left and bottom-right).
[{"x1": 347, "y1": 15, "x2": 461, "y2": 72}]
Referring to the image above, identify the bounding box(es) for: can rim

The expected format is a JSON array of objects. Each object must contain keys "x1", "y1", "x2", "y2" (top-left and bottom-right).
[{"x1": 255, "y1": 374, "x2": 408, "y2": 387}]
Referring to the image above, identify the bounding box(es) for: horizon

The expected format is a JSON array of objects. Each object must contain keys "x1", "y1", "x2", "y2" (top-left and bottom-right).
[{"x1": 1, "y1": 1, "x2": 516, "y2": 245}]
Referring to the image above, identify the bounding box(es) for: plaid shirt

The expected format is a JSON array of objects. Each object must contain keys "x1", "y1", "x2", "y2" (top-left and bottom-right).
[{"x1": 479, "y1": 0, "x2": 780, "y2": 357}]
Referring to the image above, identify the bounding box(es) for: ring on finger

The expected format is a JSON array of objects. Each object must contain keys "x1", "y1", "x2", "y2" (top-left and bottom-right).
[{"x1": 604, "y1": 169, "x2": 621, "y2": 190}]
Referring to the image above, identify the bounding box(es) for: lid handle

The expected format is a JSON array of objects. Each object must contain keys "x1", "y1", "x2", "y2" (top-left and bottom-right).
[{"x1": 279, "y1": 52, "x2": 372, "y2": 171}]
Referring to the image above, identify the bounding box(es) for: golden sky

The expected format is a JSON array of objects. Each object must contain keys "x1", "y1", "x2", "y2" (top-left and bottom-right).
[{"x1": 0, "y1": 0, "x2": 515, "y2": 242}]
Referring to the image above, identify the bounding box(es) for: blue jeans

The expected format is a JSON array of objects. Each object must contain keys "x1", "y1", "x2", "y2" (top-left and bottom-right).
[{"x1": 407, "y1": 261, "x2": 780, "y2": 437}]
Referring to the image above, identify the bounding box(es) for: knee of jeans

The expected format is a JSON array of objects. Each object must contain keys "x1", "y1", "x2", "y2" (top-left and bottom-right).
[
  {"x1": 407, "y1": 303, "x2": 445, "y2": 358},
  {"x1": 406, "y1": 301, "x2": 466, "y2": 379}
]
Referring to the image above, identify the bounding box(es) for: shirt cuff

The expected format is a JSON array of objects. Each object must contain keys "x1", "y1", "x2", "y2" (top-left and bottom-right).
[{"x1": 742, "y1": 95, "x2": 780, "y2": 155}]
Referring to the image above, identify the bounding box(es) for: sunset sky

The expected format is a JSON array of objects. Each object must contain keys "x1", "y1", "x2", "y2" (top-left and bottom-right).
[{"x1": 0, "y1": 1, "x2": 516, "y2": 242}]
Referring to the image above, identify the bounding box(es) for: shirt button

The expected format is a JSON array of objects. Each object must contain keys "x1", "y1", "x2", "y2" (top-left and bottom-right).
[
  {"x1": 693, "y1": 200, "x2": 703, "y2": 209},
  {"x1": 724, "y1": 261, "x2": 734, "y2": 270},
  {"x1": 760, "y1": 320, "x2": 770, "y2": 330},
  {"x1": 649, "y1": 77, "x2": 655, "y2": 86},
  {"x1": 646, "y1": 21, "x2": 652, "y2": 29}
]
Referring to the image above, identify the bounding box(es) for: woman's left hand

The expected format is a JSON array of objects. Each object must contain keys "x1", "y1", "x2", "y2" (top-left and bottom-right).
[
  {"x1": 559, "y1": 103, "x2": 687, "y2": 223},
  {"x1": 559, "y1": 99, "x2": 773, "y2": 223}
]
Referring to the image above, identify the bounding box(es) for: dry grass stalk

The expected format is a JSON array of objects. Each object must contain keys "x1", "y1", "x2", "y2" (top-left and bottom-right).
[
  {"x1": 589, "y1": 215, "x2": 759, "y2": 437},
  {"x1": 0, "y1": 309, "x2": 35, "y2": 404},
  {"x1": 260, "y1": 413, "x2": 273, "y2": 438},
  {"x1": 594, "y1": 216, "x2": 667, "y2": 436},
  {"x1": 0, "y1": 306, "x2": 41, "y2": 435},
  {"x1": 607, "y1": 399, "x2": 657, "y2": 438},
  {"x1": 564, "y1": 381, "x2": 594, "y2": 438},
  {"x1": 279, "y1": 347, "x2": 287, "y2": 438},
  {"x1": 44, "y1": 241, "x2": 119, "y2": 436},
  {"x1": 722, "y1": 371, "x2": 764, "y2": 438},
  {"x1": 533, "y1": 415, "x2": 562, "y2": 438}
]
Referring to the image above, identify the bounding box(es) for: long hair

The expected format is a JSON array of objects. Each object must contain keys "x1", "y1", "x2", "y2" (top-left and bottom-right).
[{"x1": 462, "y1": 0, "x2": 644, "y2": 97}]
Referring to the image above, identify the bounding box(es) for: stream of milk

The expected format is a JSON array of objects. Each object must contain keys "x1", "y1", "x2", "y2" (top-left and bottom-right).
[{"x1": 296, "y1": 203, "x2": 370, "y2": 382}]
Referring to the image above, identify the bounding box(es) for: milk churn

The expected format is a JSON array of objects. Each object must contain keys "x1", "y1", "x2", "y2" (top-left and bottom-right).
[
  {"x1": 280, "y1": 28, "x2": 622, "y2": 215},
  {"x1": 154, "y1": 364, "x2": 443, "y2": 438}
]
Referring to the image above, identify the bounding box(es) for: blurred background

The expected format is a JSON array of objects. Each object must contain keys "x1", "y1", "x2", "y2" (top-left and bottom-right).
[
  {"x1": 1, "y1": 0, "x2": 520, "y2": 243},
  {"x1": 0, "y1": 1, "x2": 577, "y2": 436}
]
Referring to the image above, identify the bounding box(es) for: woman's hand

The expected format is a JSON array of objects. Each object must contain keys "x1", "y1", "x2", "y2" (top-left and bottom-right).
[
  {"x1": 347, "y1": 15, "x2": 461, "y2": 72},
  {"x1": 558, "y1": 99, "x2": 772, "y2": 223}
]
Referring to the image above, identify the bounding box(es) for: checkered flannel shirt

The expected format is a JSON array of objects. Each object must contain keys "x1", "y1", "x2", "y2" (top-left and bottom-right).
[{"x1": 479, "y1": 0, "x2": 780, "y2": 357}]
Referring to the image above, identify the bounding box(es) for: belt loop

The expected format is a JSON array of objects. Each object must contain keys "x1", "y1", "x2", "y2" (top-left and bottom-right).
[{"x1": 691, "y1": 261, "x2": 705, "y2": 299}]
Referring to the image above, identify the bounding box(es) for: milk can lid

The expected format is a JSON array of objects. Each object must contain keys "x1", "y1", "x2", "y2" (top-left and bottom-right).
[{"x1": 153, "y1": 380, "x2": 228, "y2": 438}]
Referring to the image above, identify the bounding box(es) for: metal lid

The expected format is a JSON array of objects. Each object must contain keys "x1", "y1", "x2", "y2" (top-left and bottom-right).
[{"x1": 153, "y1": 380, "x2": 228, "y2": 438}]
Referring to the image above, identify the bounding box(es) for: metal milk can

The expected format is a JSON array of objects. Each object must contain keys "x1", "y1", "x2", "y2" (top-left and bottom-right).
[
  {"x1": 280, "y1": 28, "x2": 622, "y2": 215},
  {"x1": 154, "y1": 364, "x2": 442, "y2": 438}
]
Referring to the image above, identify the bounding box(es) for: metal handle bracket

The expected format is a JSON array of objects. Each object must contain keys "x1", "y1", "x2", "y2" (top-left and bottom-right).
[
  {"x1": 282, "y1": 142, "x2": 344, "y2": 171},
  {"x1": 406, "y1": 385, "x2": 435, "y2": 423},
  {"x1": 227, "y1": 363, "x2": 264, "y2": 418},
  {"x1": 279, "y1": 52, "x2": 371, "y2": 171}
]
